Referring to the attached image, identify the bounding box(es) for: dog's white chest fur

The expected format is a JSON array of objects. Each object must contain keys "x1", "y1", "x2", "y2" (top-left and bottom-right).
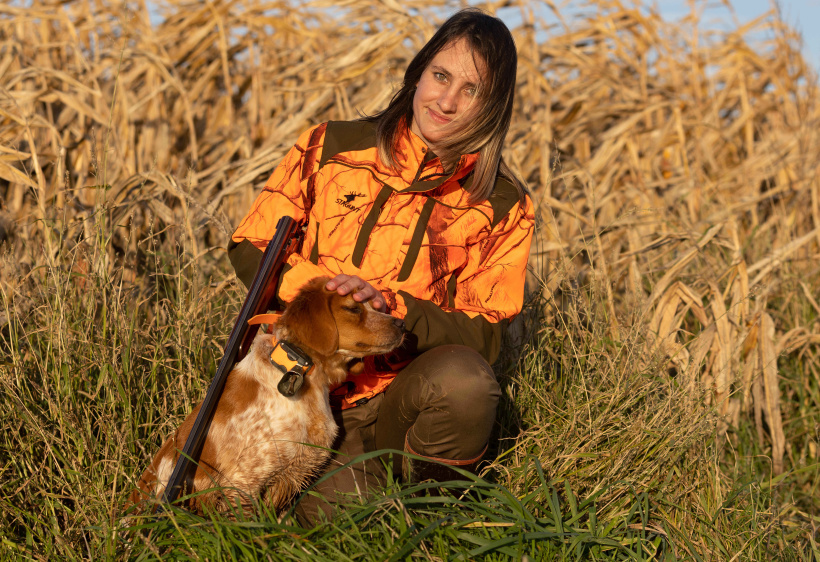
[{"x1": 191, "y1": 344, "x2": 339, "y2": 507}]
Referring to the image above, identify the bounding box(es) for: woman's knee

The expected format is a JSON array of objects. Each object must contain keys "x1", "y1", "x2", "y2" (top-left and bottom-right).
[
  {"x1": 405, "y1": 346, "x2": 500, "y2": 443},
  {"x1": 376, "y1": 345, "x2": 501, "y2": 459},
  {"x1": 409, "y1": 345, "x2": 500, "y2": 406}
]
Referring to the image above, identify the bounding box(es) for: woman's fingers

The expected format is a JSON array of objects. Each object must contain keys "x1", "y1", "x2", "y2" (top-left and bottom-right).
[
  {"x1": 325, "y1": 274, "x2": 351, "y2": 292},
  {"x1": 353, "y1": 285, "x2": 386, "y2": 310},
  {"x1": 368, "y1": 292, "x2": 387, "y2": 310},
  {"x1": 326, "y1": 274, "x2": 359, "y2": 294},
  {"x1": 325, "y1": 274, "x2": 386, "y2": 310}
]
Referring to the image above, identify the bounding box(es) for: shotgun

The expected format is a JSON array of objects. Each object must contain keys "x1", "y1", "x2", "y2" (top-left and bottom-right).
[{"x1": 161, "y1": 215, "x2": 298, "y2": 506}]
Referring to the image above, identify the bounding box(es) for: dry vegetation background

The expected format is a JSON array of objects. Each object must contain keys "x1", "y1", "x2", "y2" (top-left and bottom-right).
[{"x1": 1, "y1": 0, "x2": 820, "y2": 556}]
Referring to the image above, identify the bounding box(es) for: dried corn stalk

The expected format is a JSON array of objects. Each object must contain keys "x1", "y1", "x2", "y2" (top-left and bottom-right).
[{"x1": 2, "y1": 0, "x2": 819, "y2": 473}]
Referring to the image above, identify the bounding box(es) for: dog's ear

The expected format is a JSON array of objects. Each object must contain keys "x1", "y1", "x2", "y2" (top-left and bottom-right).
[{"x1": 280, "y1": 277, "x2": 339, "y2": 357}]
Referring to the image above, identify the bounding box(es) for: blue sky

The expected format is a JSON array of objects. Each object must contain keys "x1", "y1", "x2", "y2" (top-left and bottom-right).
[
  {"x1": 653, "y1": 0, "x2": 819, "y2": 70},
  {"x1": 492, "y1": 1, "x2": 819, "y2": 72},
  {"x1": 142, "y1": 1, "x2": 820, "y2": 72}
]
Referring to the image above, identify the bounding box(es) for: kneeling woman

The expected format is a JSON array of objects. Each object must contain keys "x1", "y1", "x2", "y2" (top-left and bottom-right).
[{"x1": 228, "y1": 8, "x2": 534, "y2": 523}]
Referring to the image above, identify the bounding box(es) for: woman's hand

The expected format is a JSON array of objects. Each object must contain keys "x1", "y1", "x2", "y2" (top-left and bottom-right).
[{"x1": 325, "y1": 274, "x2": 387, "y2": 311}]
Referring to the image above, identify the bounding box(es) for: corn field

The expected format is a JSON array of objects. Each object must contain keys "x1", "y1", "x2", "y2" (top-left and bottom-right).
[{"x1": 1, "y1": 0, "x2": 819, "y2": 557}]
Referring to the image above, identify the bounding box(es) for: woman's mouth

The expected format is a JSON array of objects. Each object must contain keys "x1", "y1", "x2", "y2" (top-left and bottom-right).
[{"x1": 427, "y1": 109, "x2": 452, "y2": 125}]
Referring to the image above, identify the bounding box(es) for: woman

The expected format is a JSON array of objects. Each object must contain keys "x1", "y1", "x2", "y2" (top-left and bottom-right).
[{"x1": 228, "y1": 8, "x2": 534, "y2": 523}]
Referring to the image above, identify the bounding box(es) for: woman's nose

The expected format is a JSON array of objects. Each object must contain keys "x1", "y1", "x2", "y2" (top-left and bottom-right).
[{"x1": 437, "y1": 87, "x2": 458, "y2": 113}]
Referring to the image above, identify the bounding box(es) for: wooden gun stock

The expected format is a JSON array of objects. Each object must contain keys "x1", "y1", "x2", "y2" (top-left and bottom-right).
[{"x1": 161, "y1": 215, "x2": 298, "y2": 506}]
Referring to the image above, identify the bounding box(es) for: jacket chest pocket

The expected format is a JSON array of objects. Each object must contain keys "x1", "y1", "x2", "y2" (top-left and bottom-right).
[
  {"x1": 396, "y1": 197, "x2": 437, "y2": 282},
  {"x1": 351, "y1": 189, "x2": 440, "y2": 279},
  {"x1": 348, "y1": 189, "x2": 470, "y2": 288}
]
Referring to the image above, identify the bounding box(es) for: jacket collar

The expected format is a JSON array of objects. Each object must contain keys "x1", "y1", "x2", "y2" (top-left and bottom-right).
[{"x1": 392, "y1": 121, "x2": 480, "y2": 192}]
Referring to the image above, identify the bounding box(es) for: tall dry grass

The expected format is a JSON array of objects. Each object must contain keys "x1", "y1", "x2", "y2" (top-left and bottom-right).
[
  {"x1": 1, "y1": 0, "x2": 819, "y2": 558},
  {"x1": 5, "y1": 0, "x2": 815, "y2": 472}
]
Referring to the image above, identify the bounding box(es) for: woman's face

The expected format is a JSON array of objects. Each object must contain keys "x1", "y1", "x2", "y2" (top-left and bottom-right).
[{"x1": 411, "y1": 37, "x2": 486, "y2": 152}]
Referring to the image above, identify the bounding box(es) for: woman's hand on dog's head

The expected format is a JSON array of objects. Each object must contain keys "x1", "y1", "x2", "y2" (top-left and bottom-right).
[{"x1": 325, "y1": 274, "x2": 386, "y2": 311}]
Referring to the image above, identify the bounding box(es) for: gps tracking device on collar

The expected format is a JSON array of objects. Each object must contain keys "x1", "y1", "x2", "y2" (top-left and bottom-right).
[{"x1": 270, "y1": 341, "x2": 314, "y2": 397}]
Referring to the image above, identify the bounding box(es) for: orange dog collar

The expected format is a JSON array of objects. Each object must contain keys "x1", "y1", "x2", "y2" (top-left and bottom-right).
[
  {"x1": 246, "y1": 314, "x2": 312, "y2": 396},
  {"x1": 269, "y1": 341, "x2": 314, "y2": 397},
  {"x1": 247, "y1": 313, "x2": 283, "y2": 326}
]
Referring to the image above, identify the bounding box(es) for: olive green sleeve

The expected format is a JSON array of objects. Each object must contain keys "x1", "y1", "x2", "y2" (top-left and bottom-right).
[
  {"x1": 227, "y1": 239, "x2": 263, "y2": 290},
  {"x1": 227, "y1": 238, "x2": 291, "y2": 309},
  {"x1": 397, "y1": 290, "x2": 507, "y2": 365}
]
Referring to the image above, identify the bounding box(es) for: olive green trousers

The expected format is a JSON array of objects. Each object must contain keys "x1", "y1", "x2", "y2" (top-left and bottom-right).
[{"x1": 293, "y1": 344, "x2": 500, "y2": 525}]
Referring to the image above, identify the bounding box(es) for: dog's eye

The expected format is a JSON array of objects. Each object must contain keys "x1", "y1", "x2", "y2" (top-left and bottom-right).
[{"x1": 343, "y1": 305, "x2": 362, "y2": 314}]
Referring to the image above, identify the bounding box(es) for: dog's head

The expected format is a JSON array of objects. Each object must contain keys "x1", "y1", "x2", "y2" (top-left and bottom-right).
[{"x1": 276, "y1": 277, "x2": 404, "y2": 369}]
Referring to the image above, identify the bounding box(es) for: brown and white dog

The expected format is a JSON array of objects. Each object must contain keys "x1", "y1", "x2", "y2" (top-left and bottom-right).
[{"x1": 129, "y1": 276, "x2": 404, "y2": 514}]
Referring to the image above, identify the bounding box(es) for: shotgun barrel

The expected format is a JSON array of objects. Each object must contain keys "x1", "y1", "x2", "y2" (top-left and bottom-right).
[{"x1": 161, "y1": 215, "x2": 298, "y2": 506}]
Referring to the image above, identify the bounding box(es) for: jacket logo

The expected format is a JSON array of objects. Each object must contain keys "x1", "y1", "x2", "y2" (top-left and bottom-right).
[{"x1": 336, "y1": 192, "x2": 365, "y2": 211}]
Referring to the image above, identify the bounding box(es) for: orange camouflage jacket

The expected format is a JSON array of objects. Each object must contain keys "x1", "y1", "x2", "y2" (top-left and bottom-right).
[{"x1": 229, "y1": 120, "x2": 534, "y2": 409}]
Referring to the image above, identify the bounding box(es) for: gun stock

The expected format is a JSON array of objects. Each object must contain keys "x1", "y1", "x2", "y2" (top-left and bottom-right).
[{"x1": 161, "y1": 215, "x2": 298, "y2": 506}]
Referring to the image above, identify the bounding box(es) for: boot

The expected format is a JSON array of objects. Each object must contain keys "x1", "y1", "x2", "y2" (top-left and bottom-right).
[{"x1": 403, "y1": 432, "x2": 487, "y2": 484}]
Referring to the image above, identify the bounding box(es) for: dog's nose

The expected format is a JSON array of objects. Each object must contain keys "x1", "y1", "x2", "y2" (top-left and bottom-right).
[{"x1": 393, "y1": 317, "x2": 406, "y2": 331}]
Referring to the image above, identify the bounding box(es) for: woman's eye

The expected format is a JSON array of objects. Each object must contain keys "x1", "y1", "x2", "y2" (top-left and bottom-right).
[
  {"x1": 433, "y1": 72, "x2": 447, "y2": 82},
  {"x1": 465, "y1": 87, "x2": 477, "y2": 97}
]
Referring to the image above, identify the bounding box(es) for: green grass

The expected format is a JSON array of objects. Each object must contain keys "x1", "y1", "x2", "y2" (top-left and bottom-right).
[
  {"x1": 122, "y1": 467, "x2": 677, "y2": 561},
  {"x1": 1, "y1": 203, "x2": 818, "y2": 561}
]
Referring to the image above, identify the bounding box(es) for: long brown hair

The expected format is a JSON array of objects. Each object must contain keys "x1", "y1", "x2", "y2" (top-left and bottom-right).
[{"x1": 365, "y1": 8, "x2": 525, "y2": 203}]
